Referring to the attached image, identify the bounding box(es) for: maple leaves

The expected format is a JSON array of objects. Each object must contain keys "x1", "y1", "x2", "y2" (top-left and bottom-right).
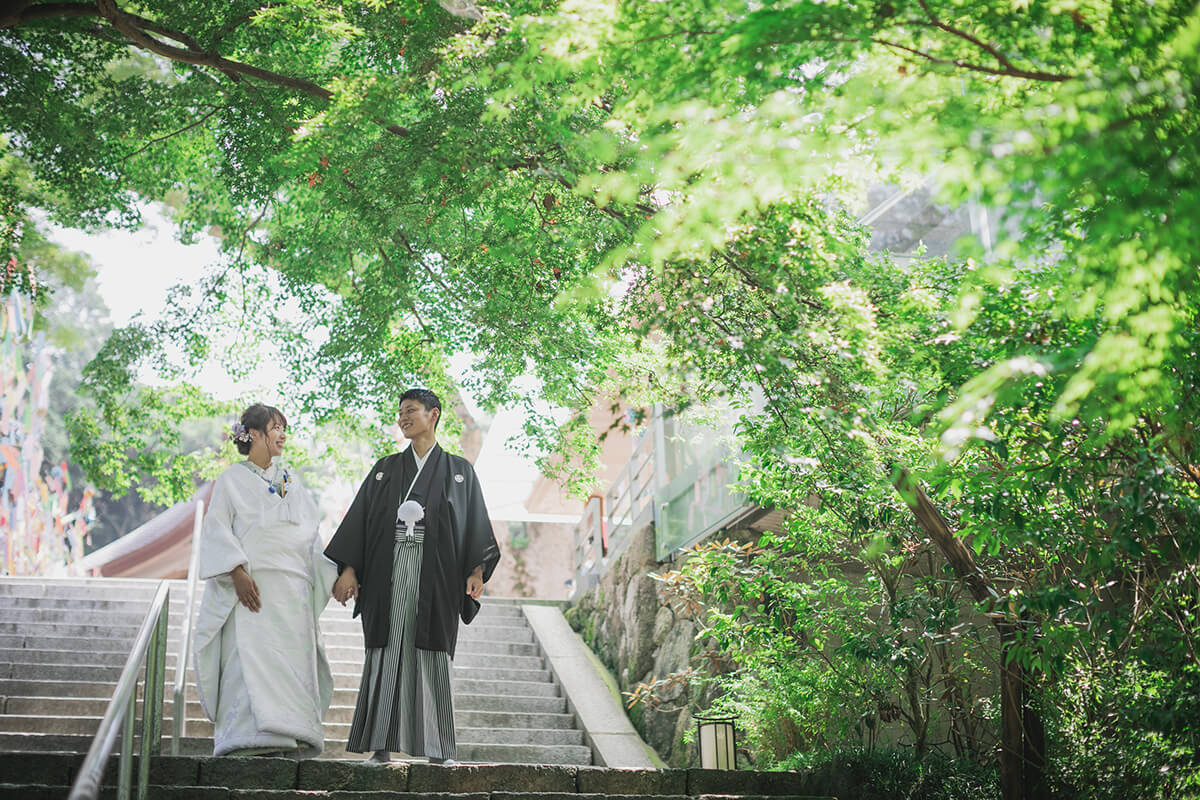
[{"x1": 304, "y1": 155, "x2": 331, "y2": 187}]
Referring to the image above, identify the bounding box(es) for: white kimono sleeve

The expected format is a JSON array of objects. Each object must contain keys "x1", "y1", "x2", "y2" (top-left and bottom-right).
[{"x1": 196, "y1": 473, "x2": 247, "y2": 580}]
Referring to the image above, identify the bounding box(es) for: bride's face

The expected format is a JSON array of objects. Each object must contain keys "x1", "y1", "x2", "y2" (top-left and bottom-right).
[{"x1": 257, "y1": 416, "x2": 287, "y2": 458}]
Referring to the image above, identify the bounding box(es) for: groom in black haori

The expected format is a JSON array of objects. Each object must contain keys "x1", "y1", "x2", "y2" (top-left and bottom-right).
[{"x1": 325, "y1": 388, "x2": 501, "y2": 764}]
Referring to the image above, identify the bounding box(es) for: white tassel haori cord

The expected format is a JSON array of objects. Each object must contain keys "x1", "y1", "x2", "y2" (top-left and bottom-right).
[{"x1": 397, "y1": 500, "x2": 424, "y2": 542}]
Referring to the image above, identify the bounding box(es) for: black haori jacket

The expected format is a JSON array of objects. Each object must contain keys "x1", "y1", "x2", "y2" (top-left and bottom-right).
[{"x1": 324, "y1": 444, "x2": 501, "y2": 656}]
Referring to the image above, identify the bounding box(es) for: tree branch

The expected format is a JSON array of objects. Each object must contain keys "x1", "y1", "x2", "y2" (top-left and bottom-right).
[
  {"x1": 93, "y1": 0, "x2": 333, "y2": 100},
  {"x1": 120, "y1": 105, "x2": 222, "y2": 162},
  {"x1": 1, "y1": 1, "x2": 91, "y2": 28},
  {"x1": 8, "y1": 1, "x2": 412, "y2": 136},
  {"x1": 914, "y1": 0, "x2": 1052, "y2": 79},
  {"x1": 872, "y1": 38, "x2": 1073, "y2": 82},
  {"x1": 890, "y1": 465, "x2": 999, "y2": 607}
]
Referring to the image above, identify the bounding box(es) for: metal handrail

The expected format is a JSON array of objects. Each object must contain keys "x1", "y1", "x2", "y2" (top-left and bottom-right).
[
  {"x1": 172, "y1": 499, "x2": 205, "y2": 754},
  {"x1": 69, "y1": 580, "x2": 170, "y2": 800}
]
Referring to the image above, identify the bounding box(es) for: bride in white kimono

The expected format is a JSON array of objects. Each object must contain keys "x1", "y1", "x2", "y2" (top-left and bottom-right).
[{"x1": 192, "y1": 403, "x2": 337, "y2": 757}]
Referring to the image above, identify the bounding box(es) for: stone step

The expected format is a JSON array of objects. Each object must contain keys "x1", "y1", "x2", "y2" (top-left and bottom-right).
[
  {"x1": 442, "y1": 694, "x2": 570, "y2": 714},
  {"x1": 0, "y1": 679, "x2": 569, "y2": 717},
  {"x1": 0, "y1": 598, "x2": 523, "y2": 617},
  {"x1": 0, "y1": 752, "x2": 839, "y2": 799},
  {"x1": 0, "y1": 648, "x2": 548, "y2": 681},
  {"x1": 0, "y1": 714, "x2": 585, "y2": 748},
  {"x1": 0, "y1": 628, "x2": 532, "y2": 660},
  {"x1": 0, "y1": 652, "x2": 544, "y2": 690},
  {"x1": 0, "y1": 661, "x2": 363, "y2": 683},
  {"x1": 317, "y1": 741, "x2": 593, "y2": 765},
  {"x1": 0, "y1": 648, "x2": 140, "y2": 667},
  {"x1": 454, "y1": 652, "x2": 546, "y2": 671},
  {"x1": 0, "y1": 580, "x2": 535, "y2": 605},
  {"x1": 0, "y1": 609, "x2": 154, "y2": 626},
  {"x1": 453, "y1": 679, "x2": 557, "y2": 698},
  {"x1": 1, "y1": 609, "x2": 533, "y2": 642},
  {"x1": 455, "y1": 710, "x2": 577, "y2": 731},
  {"x1": 0, "y1": 621, "x2": 146, "y2": 639},
  {"x1": 0, "y1": 634, "x2": 142, "y2": 653},
  {"x1": 168, "y1": 684, "x2": 567, "y2": 714},
  {"x1": 0, "y1": 788, "x2": 493, "y2": 800},
  {"x1": 0, "y1": 732, "x2": 593, "y2": 766},
  {"x1": 455, "y1": 727, "x2": 584, "y2": 746},
  {"x1": 3, "y1": 697, "x2": 578, "y2": 736},
  {"x1": 0, "y1": 732, "x2": 109, "y2": 753},
  {"x1": 454, "y1": 743, "x2": 592, "y2": 765},
  {"x1": 453, "y1": 641, "x2": 541, "y2": 658},
  {"x1": 154, "y1": 627, "x2": 530, "y2": 646},
  {"x1": 0, "y1": 784, "x2": 832, "y2": 800},
  {"x1": 1, "y1": 671, "x2": 559, "y2": 697},
  {"x1": 0, "y1": 596, "x2": 158, "y2": 613},
  {"x1": 0, "y1": 581, "x2": 159, "y2": 599},
  {"x1": 0, "y1": 595, "x2": 524, "y2": 620},
  {"x1": 0, "y1": 657, "x2": 548, "y2": 688}
]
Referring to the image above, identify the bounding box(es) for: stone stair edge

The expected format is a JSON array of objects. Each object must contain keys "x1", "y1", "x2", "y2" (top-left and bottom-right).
[
  {"x1": 0, "y1": 752, "x2": 835, "y2": 797},
  {"x1": 0, "y1": 578, "x2": 558, "y2": 604},
  {"x1": 0, "y1": 790, "x2": 837, "y2": 800}
]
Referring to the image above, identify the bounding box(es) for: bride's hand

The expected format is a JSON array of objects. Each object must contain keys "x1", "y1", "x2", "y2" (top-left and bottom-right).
[
  {"x1": 232, "y1": 565, "x2": 261, "y2": 612},
  {"x1": 333, "y1": 568, "x2": 359, "y2": 606}
]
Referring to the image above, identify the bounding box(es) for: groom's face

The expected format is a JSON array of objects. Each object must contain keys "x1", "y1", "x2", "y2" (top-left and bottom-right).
[{"x1": 398, "y1": 399, "x2": 438, "y2": 439}]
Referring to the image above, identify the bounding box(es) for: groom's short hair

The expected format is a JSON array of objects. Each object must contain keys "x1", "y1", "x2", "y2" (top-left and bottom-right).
[{"x1": 400, "y1": 388, "x2": 442, "y2": 428}]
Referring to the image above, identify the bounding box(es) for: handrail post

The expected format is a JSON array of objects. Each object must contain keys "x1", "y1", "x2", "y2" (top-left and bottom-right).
[
  {"x1": 173, "y1": 499, "x2": 205, "y2": 755},
  {"x1": 149, "y1": 598, "x2": 168, "y2": 753},
  {"x1": 118, "y1": 686, "x2": 135, "y2": 800},
  {"x1": 68, "y1": 581, "x2": 171, "y2": 800},
  {"x1": 136, "y1": 595, "x2": 169, "y2": 799}
]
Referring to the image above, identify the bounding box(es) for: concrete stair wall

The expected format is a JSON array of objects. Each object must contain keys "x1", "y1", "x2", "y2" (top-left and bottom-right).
[
  {"x1": 0, "y1": 577, "x2": 593, "y2": 765},
  {"x1": 0, "y1": 751, "x2": 839, "y2": 800}
]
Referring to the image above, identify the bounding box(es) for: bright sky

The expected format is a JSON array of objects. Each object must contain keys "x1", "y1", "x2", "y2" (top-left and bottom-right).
[{"x1": 46, "y1": 207, "x2": 566, "y2": 521}]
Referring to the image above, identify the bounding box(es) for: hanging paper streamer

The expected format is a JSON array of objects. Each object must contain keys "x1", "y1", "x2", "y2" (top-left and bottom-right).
[{"x1": 0, "y1": 289, "x2": 94, "y2": 576}]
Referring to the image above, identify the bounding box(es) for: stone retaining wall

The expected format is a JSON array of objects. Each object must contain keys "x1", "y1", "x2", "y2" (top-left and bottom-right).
[
  {"x1": 0, "y1": 752, "x2": 852, "y2": 798},
  {"x1": 565, "y1": 522, "x2": 706, "y2": 768}
]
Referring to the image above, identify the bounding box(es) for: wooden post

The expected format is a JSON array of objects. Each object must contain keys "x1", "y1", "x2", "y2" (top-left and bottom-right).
[
  {"x1": 1023, "y1": 659, "x2": 1048, "y2": 800},
  {"x1": 999, "y1": 626, "x2": 1024, "y2": 800}
]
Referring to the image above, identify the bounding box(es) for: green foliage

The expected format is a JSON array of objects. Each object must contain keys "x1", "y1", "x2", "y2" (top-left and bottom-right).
[
  {"x1": 3, "y1": 0, "x2": 1199, "y2": 789},
  {"x1": 1047, "y1": 658, "x2": 1200, "y2": 800},
  {"x1": 657, "y1": 533, "x2": 996, "y2": 763},
  {"x1": 795, "y1": 748, "x2": 1000, "y2": 800}
]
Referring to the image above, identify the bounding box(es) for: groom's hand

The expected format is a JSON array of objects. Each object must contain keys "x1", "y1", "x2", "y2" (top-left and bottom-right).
[
  {"x1": 465, "y1": 565, "x2": 484, "y2": 600},
  {"x1": 333, "y1": 568, "x2": 359, "y2": 606}
]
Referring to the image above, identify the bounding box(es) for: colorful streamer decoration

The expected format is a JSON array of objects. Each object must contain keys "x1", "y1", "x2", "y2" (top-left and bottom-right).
[{"x1": 1, "y1": 289, "x2": 94, "y2": 575}]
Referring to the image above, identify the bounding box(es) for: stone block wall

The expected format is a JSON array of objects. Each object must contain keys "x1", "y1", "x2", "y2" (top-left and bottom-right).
[
  {"x1": 565, "y1": 522, "x2": 707, "y2": 768},
  {"x1": 564, "y1": 517, "x2": 998, "y2": 770}
]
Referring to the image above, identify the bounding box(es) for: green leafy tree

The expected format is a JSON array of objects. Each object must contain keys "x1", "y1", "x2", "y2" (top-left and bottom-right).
[{"x1": 3, "y1": 0, "x2": 1198, "y2": 796}]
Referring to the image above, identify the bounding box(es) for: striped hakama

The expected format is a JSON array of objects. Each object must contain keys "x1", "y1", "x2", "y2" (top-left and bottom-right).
[{"x1": 346, "y1": 519, "x2": 457, "y2": 759}]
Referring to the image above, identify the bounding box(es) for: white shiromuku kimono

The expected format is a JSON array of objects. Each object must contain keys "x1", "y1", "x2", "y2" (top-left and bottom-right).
[{"x1": 192, "y1": 460, "x2": 337, "y2": 757}]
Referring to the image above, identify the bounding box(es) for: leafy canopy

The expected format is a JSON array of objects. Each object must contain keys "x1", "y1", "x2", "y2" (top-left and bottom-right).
[{"x1": 3, "y1": 0, "x2": 1200, "y2": 791}]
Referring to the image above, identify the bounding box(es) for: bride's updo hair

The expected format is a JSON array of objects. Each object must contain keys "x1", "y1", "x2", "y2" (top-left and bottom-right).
[{"x1": 235, "y1": 403, "x2": 288, "y2": 456}]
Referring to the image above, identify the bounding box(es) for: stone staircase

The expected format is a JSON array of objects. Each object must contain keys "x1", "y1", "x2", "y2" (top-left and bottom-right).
[
  {"x1": 0, "y1": 577, "x2": 591, "y2": 764},
  {"x1": 0, "y1": 751, "x2": 838, "y2": 799}
]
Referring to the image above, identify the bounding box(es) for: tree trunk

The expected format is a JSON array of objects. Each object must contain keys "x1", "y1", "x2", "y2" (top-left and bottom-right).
[
  {"x1": 999, "y1": 625, "x2": 1025, "y2": 800},
  {"x1": 891, "y1": 465, "x2": 1044, "y2": 800}
]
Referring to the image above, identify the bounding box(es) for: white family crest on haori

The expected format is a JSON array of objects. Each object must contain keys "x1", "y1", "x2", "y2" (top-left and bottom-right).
[
  {"x1": 396, "y1": 499, "x2": 424, "y2": 540},
  {"x1": 192, "y1": 458, "x2": 337, "y2": 757}
]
